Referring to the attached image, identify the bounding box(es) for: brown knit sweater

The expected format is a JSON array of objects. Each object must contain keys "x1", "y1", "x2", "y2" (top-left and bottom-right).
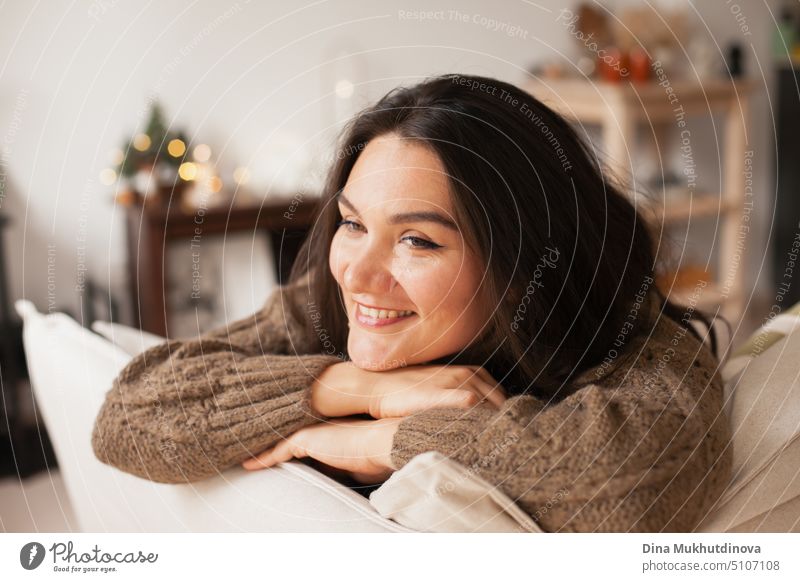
[{"x1": 92, "y1": 278, "x2": 732, "y2": 533}]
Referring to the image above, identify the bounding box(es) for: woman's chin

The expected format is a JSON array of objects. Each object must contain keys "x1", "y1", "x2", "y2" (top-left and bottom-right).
[
  {"x1": 350, "y1": 355, "x2": 408, "y2": 372},
  {"x1": 348, "y1": 344, "x2": 409, "y2": 371}
]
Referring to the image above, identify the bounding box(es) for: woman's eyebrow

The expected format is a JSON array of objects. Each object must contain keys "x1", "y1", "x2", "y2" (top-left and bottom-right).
[
  {"x1": 391, "y1": 210, "x2": 459, "y2": 232},
  {"x1": 337, "y1": 193, "x2": 458, "y2": 231}
]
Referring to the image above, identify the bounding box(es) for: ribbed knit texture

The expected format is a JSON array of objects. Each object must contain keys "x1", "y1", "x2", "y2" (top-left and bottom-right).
[{"x1": 92, "y1": 279, "x2": 732, "y2": 532}]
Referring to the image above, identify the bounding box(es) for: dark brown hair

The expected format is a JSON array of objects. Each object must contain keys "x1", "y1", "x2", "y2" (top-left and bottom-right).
[{"x1": 288, "y1": 73, "x2": 722, "y2": 402}]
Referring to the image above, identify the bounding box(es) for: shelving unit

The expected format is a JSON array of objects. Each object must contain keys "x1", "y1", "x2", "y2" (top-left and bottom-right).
[{"x1": 524, "y1": 77, "x2": 755, "y2": 322}]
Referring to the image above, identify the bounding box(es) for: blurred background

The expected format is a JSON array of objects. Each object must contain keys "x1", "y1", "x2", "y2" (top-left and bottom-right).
[{"x1": 0, "y1": 0, "x2": 798, "y2": 530}]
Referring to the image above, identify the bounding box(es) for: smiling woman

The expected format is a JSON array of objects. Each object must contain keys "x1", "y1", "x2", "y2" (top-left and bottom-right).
[
  {"x1": 329, "y1": 134, "x2": 491, "y2": 371},
  {"x1": 92, "y1": 73, "x2": 732, "y2": 533}
]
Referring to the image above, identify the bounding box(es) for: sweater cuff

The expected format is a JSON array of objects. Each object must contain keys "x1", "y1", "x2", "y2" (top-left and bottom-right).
[
  {"x1": 256, "y1": 353, "x2": 344, "y2": 435},
  {"x1": 293, "y1": 354, "x2": 344, "y2": 421},
  {"x1": 389, "y1": 405, "x2": 498, "y2": 470}
]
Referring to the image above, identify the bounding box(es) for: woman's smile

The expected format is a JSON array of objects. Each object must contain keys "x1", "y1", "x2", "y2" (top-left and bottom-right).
[{"x1": 352, "y1": 301, "x2": 418, "y2": 329}]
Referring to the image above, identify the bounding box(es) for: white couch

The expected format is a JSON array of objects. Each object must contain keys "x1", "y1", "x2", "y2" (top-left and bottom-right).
[
  {"x1": 15, "y1": 301, "x2": 537, "y2": 533},
  {"x1": 15, "y1": 300, "x2": 800, "y2": 532}
]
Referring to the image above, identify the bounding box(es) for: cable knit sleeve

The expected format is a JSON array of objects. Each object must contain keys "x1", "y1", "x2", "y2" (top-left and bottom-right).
[
  {"x1": 91, "y1": 278, "x2": 342, "y2": 484},
  {"x1": 390, "y1": 316, "x2": 733, "y2": 533}
]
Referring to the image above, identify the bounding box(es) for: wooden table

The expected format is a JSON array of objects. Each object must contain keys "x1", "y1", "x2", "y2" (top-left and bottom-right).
[{"x1": 121, "y1": 190, "x2": 319, "y2": 337}]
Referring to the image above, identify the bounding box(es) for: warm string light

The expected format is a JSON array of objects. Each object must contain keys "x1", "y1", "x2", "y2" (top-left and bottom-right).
[
  {"x1": 178, "y1": 162, "x2": 198, "y2": 181},
  {"x1": 193, "y1": 143, "x2": 211, "y2": 162},
  {"x1": 167, "y1": 138, "x2": 186, "y2": 157},
  {"x1": 99, "y1": 168, "x2": 117, "y2": 186},
  {"x1": 132, "y1": 133, "x2": 151, "y2": 151},
  {"x1": 208, "y1": 176, "x2": 223, "y2": 193},
  {"x1": 107, "y1": 130, "x2": 227, "y2": 202}
]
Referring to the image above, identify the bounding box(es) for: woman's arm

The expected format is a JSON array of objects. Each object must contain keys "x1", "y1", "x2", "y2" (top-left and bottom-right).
[
  {"x1": 389, "y1": 322, "x2": 733, "y2": 533},
  {"x1": 91, "y1": 279, "x2": 343, "y2": 484}
]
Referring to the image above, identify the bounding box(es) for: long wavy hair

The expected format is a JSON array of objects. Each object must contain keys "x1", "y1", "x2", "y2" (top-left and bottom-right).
[{"x1": 288, "y1": 73, "x2": 721, "y2": 401}]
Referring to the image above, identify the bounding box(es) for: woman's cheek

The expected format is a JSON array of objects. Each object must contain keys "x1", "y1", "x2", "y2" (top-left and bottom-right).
[{"x1": 390, "y1": 253, "x2": 458, "y2": 307}]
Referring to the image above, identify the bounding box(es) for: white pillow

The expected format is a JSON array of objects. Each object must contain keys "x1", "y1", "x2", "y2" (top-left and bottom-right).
[
  {"x1": 15, "y1": 300, "x2": 409, "y2": 532},
  {"x1": 91, "y1": 320, "x2": 165, "y2": 356}
]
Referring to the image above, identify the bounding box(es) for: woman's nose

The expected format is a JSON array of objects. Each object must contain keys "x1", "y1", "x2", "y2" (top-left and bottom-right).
[{"x1": 342, "y1": 243, "x2": 397, "y2": 294}]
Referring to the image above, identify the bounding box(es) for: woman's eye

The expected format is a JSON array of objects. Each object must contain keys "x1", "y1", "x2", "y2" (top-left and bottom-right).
[
  {"x1": 335, "y1": 219, "x2": 365, "y2": 233},
  {"x1": 335, "y1": 219, "x2": 441, "y2": 250},
  {"x1": 401, "y1": 235, "x2": 442, "y2": 250}
]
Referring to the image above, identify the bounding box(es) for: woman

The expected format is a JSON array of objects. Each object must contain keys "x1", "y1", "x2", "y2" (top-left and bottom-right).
[{"x1": 92, "y1": 73, "x2": 732, "y2": 532}]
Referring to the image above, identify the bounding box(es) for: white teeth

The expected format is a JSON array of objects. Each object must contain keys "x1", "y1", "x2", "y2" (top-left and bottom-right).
[{"x1": 358, "y1": 304, "x2": 414, "y2": 319}]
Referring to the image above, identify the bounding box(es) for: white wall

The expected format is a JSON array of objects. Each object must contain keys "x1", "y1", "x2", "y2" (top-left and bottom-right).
[{"x1": 0, "y1": 0, "x2": 782, "y2": 327}]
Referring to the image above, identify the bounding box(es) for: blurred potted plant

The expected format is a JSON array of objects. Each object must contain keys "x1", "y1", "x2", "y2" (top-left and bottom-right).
[{"x1": 116, "y1": 102, "x2": 190, "y2": 206}]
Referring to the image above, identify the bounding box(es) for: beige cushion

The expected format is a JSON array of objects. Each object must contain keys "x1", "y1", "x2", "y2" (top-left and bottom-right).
[{"x1": 370, "y1": 451, "x2": 543, "y2": 533}]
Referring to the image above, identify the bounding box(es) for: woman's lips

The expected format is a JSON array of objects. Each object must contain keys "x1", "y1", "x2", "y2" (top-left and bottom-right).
[{"x1": 353, "y1": 302, "x2": 416, "y2": 328}]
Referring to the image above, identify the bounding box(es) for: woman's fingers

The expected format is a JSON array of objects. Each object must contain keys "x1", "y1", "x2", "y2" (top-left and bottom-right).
[
  {"x1": 477, "y1": 383, "x2": 507, "y2": 409},
  {"x1": 465, "y1": 382, "x2": 504, "y2": 410},
  {"x1": 242, "y1": 448, "x2": 278, "y2": 470},
  {"x1": 400, "y1": 377, "x2": 502, "y2": 413},
  {"x1": 467, "y1": 366, "x2": 507, "y2": 408},
  {"x1": 242, "y1": 419, "x2": 399, "y2": 481},
  {"x1": 479, "y1": 380, "x2": 508, "y2": 409},
  {"x1": 442, "y1": 388, "x2": 485, "y2": 409},
  {"x1": 373, "y1": 383, "x2": 488, "y2": 416},
  {"x1": 366, "y1": 365, "x2": 508, "y2": 418},
  {"x1": 242, "y1": 435, "x2": 306, "y2": 470}
]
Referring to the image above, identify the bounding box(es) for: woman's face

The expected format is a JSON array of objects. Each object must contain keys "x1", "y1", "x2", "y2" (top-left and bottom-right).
[{"x1": 329, "y1": 133, "x2": 490, "y2": 370}]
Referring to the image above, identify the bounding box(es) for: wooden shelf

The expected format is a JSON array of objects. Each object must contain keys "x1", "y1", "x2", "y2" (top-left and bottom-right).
[
  {"x1": 639, "y1": 194, "x2": 738, "y2": 224},
  {"x1": 524, "y1": 78, "x2": 756, "y2": 124},
  {"x1": 524, "y1": 76, "x2": 755, "y2": 322}
]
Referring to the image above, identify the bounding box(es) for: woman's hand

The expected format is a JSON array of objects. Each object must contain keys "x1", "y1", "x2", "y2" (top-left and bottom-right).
[
  {"x1": 241, "y1": 417, "x2": 402, "y2": 484},
  {"x1": 309, "y1": 362, "x2": 507, "y2": 419},
  {"x1": 253, "y1": 364, "x2": 506, "y2": 483}
]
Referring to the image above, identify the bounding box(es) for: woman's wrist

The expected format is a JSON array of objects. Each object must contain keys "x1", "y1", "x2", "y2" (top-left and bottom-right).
[
  {"x1": 309, "y1": 361, "x2": 374, "y2": 418},
  {"x1": 371, "y1": 417, "x2": 402, "y2": 471}
]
